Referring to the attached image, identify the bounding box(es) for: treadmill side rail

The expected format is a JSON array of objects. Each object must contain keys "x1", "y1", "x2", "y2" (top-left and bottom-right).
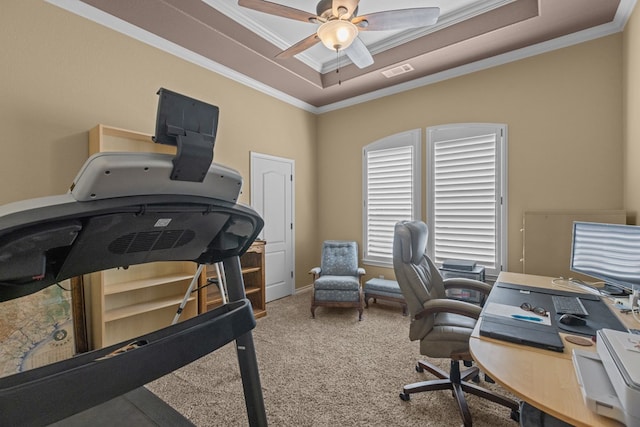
[{"x1": 0, "y1": 299, "x2": 255, "y2": 426}]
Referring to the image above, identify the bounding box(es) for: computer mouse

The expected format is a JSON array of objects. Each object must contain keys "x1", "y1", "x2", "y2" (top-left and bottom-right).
[{"x1": 558, "y1": 314, "x2": 587, "y2": 326}]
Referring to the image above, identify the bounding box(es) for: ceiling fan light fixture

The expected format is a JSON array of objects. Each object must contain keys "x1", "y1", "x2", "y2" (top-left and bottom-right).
[{"x1": 317, "y1": 20, "x2": 358, "y2": 51}]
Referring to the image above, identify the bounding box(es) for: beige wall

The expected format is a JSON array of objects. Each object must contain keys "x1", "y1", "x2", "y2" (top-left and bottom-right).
[
  {"x1": 1, "y1": 1, "x2": 633, "y2": 289},
  {"x1": 1, "y1": 1, "x2": 318, "y2": 288},
  {"x1": 318, "y1": 35, "x2": 624, "y2": 280},
  {"x1": 624, "y1": 4, "x2": 640, "y2": 223}
]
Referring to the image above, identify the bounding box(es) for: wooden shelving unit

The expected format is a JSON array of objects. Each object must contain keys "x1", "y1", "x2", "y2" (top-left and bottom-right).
[
  {"x1": 86, "y1": 124, "x2": 200, "y2": 349},
  {"x1": 89, "y1": 124, "x2": 175, "y2": 155},
  {"x1": 198, "y1": 240, "x2": 266, "y2": 319},
  {"x1": 88, "y1": 263, "x2": 198, "y2": 347}
]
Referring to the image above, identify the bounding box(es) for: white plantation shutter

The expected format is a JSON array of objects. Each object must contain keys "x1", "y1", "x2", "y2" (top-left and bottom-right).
[
  {"x1": 363, "y1": 130, "x2": 421, "y2": 266},
  {"x1": 366, "y1": 146, "x2": 413, "y2": 259},
  {"x1": 427, "y1": 124, "x2": 507, "y2": 277}
]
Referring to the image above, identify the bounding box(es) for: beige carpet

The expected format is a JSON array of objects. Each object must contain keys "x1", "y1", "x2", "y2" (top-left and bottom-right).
[{"x1": 147, "y1": 291, "x2": 519, "y2": 426}]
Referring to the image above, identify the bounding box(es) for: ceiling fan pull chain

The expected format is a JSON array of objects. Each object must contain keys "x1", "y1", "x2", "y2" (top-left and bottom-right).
[{"x1": 336, "y1": 49, "x2": 342, "y2": 86}]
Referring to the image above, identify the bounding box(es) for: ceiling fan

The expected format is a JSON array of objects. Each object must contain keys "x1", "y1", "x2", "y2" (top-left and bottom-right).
[{"x1": 237, "y1": 0, "x2": 440, "y2": 69}]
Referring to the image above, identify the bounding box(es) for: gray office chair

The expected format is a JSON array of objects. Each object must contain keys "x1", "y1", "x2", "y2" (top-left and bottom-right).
[
  {"x1": 392, "y1": 220, "x2": 519, "y2": 426},
  {"x1": 310, "y1": 240, "x2": 365, "y2": 320}
]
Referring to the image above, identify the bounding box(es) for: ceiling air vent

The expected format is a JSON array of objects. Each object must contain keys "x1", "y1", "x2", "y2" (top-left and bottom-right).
[{"x1": 382, "y1": 64, "x2": 414, "y2": 78}]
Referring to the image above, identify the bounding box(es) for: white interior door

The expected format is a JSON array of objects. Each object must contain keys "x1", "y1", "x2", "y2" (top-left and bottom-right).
[{"x1": 250, "y1": 152, "x2": 294, "y2": 302}]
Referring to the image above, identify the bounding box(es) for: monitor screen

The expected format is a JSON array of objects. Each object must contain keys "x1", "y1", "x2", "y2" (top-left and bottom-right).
[{"x1": 570, "y1": 221, "x2": 640, "y2": 293}]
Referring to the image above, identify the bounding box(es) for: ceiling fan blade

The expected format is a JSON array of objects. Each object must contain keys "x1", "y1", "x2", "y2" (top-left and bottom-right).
[
  {"x1": 275, "y1": 34, "x2": 321, "y2": 59},
  {"x1": 353, "y1": 7, "x2": 440, "y2": 31},
  {"x1": 238, "y1": 0, "x2": 317, "y2": 23},
  {"x1": 343, "y1": 36, "x2": 373, "y2": 69},
  {"x1": 332, "y1": 0, "x2": 359, "y2": 19}
]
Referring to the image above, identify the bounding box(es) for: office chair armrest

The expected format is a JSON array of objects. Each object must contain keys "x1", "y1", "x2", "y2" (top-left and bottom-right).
[
  {"x1": 443, "y1": 278, "x2": 492, "y2": 296},
  {"x1": 415, "y1": 298, "x2": 482, "y2": 320}
]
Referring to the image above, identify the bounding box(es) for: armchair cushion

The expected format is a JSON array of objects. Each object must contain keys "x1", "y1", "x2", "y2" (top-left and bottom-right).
[
  {"x1": 321, "y1": 240, "x2": 359, "y2": 276},
  {"x1": 314, "y1": 289, "x2": 361, "y2": 303},
  {"x1": 314, "y1": 275, "x2": 360, "y2": 291},
  {"x1": 314, "y1": 275, "x2": 361, "y2": 302}
]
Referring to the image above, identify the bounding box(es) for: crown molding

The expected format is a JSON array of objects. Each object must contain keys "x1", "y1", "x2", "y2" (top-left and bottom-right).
[
  {"x1": 317, "y1": 14, "x2": 634, "y2": 113},
  {"x1": 46, "y1": 0, "x2": 637, "y2": 115}
]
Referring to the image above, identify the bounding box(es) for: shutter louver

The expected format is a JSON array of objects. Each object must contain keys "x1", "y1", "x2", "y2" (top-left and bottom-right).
[
  {"x1": 432, "y1": 133, "x2": 497, "y2": 269},
  {"x1": 366, "y1": 146, "x2": 414, "y2": 262}
]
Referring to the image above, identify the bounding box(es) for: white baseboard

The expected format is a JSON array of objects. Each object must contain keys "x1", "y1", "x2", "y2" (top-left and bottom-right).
[{"x1": 294, "y1": 285, "x2": 312, "y2": 294}]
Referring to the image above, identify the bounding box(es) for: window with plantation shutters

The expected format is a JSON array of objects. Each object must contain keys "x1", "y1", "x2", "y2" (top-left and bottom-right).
[
  {"x1": 427, "y1": 124, "x2": 507, "y2": 279},
  {"x1": 363, "y1": 129, "x2": 421, "y2": 266}
]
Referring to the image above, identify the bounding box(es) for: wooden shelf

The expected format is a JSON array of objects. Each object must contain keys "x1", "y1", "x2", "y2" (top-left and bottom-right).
[
  {"x1": 89, "y1": 124, "x2": 174, "y2": 154},
  {"x1": 206, "y1": 266, "x2": 261, "y2": 279},
  {"x1": 245, "y1": 286, "x2": 261, "y2": 295},
  {"x1": 198, "y1": 240, "x2": 266, "y2": 319},
  {"x1": 104, "y1": 273, "x2": 195, "y2": 295},
  {"x1": 105, "y1": 295, "x2": 196, "y2": 322}
]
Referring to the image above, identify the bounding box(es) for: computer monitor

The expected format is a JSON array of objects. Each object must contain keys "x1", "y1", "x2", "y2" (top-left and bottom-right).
[{"x1": 570, "y1": 221, "x2": 640, "y2": 295}]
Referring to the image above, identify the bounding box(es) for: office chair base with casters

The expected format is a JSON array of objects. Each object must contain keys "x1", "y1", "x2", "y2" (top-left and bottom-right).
[{"x1": 398, "y1": 354, "x2": 520, "y2": 427}]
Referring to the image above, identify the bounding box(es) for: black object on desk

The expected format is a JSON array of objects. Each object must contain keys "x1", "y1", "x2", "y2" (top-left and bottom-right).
[
  {"x1": 479, "y1": 282, "x2": 627, "y2": 352},
  {"x1": 480, "y1": 314, "x2": 565, "y2": 352}
]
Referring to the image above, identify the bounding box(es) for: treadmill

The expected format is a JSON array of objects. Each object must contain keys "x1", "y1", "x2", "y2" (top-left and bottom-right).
[{"x1": 0, "y1": 89, "x2": 267, "y2": 426}]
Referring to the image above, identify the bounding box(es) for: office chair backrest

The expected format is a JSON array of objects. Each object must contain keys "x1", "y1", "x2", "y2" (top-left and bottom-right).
[
  {"x1": 320, "y1": 240, "x2": 359, "y2": 276},
  {"x1": 393, "y1": 221, "x2": 446, "y2": 339}
]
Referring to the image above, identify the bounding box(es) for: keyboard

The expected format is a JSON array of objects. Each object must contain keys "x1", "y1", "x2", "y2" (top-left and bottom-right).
[{"x1": 552, "y1": 295, "x2": 589, "y2": 317}]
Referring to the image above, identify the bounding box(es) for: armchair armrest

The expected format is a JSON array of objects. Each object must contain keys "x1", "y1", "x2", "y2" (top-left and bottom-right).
[
  {"x1": 443, "y1": 278, "x2": 492, "y2": 296},
  {"x1": 309, "y1": 267, "x2": 321, "y2": 281},
  {"x1": 357, "y1": 267, "x2": 365, "y2": 276},
  {"x1": 414, "y1": 298, "x2": 482, "y2": 321}
]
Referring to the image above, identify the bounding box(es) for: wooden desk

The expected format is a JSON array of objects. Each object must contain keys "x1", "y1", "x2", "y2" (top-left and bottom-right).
[{"x1": 469, "y1": 272, "x2": 636, "y2": 427}]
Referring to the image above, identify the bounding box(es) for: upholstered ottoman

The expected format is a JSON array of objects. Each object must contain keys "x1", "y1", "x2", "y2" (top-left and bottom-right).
[{"x1": 364, "y1": 278, "x2": 407, "y2": 315}]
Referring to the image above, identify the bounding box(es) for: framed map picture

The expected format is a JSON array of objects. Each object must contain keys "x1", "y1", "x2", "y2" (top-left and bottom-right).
[{"x1": 0, "y1": 277, "x2": 87, "y2": 377}]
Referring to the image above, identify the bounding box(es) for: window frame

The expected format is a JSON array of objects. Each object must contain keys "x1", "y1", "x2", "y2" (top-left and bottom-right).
[
  {"x1": 362, "y1": 129, "x2": 422, "y2": 267},
  {"x1": 426, "y1": 123, "x2": 508, "y2": 279}
]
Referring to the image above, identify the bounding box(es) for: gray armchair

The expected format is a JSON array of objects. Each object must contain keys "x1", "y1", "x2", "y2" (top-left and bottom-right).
[
  {"x1": 392, "y1": 221, "x2": 519, "y2": 426},
  {"x1": 310, "y1": 240, "x2": 365, "y2": 320}
]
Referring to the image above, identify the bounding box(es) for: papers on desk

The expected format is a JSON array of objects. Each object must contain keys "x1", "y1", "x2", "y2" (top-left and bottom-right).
[
  {"x1": 484, "y1": 302, "x2": 552, "y2": 326},
  {"x1": 620, "y1": 333, "x2": 640, "y2": 353}
]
